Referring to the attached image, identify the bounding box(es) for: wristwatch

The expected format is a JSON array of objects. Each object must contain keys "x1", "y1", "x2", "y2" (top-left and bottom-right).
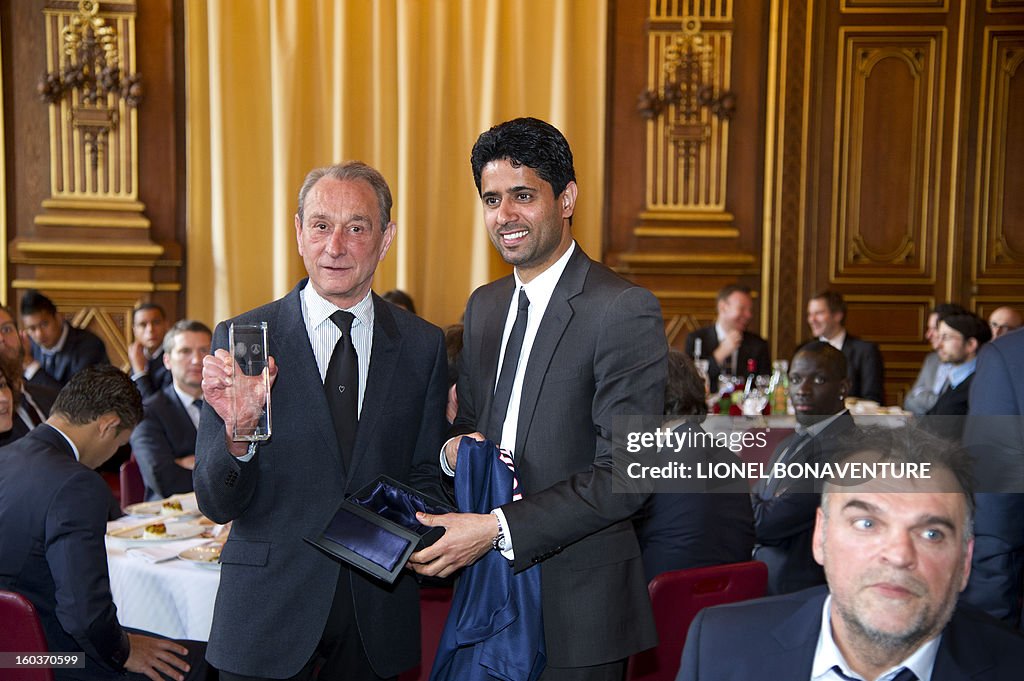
[
  {"x1": 491, "y1": 512, "x2": 509, "y2": 552},
  {"x1": 246, "y1": 441, "x2": 259, "y2": 458}
]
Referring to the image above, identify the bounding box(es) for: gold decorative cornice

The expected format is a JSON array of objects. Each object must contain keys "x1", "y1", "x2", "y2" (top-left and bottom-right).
[
  {"x1": 33, "y1": 213, "x2": 150, "y2": 229},
  {"x1": 617, "y1": 252, "x2": 756, "y2": 265},
  {"x1": 15, "y1": 240, "x2": 163, "y2": 256},
  {"x1": 12, "y1": 279, "x2": 181, "y2": 293}
]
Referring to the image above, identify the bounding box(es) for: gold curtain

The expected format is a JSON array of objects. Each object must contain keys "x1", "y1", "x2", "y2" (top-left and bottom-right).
[{"x1": 185, "y1": 0, "x2": 607, "y2": 327}]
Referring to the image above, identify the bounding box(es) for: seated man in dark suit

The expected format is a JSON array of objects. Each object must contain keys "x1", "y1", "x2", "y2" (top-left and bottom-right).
[
  {"x1": 20, "y1": 289, "x2": 109, "y2": 387},
  {"x1": 0, "y1": 366, "x2": 209, "y2": 681},
  {"x1": 805, "y1": 289, "x2": 884, "y2": 403},
  {"x1": 924, "y1": 313, "x2": 991, "y2": 440},
  {"x1": 753, "y1": 342, "x2": 855, "y2": 595},
  {"x1": 127, "y1": 303, "x2": 172, "y2": 398},
  {"x1": 636, "y1": 351, "x2": 754, "y2": 583},
  {"x1": 0, "y1": 305, "x2": 56, "y2": 440},
  {"x1": 130, "y1": 320, "x2": 211, "y2": 501},
  {"x1": 680, "y1": 426, "x2": 1024, "y2": 681},
  {"x1": 685, "y1": 284, "x2": 771, "y2": 392}
]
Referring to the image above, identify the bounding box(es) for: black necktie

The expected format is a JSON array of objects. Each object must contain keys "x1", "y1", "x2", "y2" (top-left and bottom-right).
[
  {"x1": 325, "y1": 311, "x2": 359, "y2": 468},
  {"x1": 830, "y1": 665, "x2": 916, "y2": 681},
  {"x1": 487, "y1": 289, "x2": 530, "y2": 442},
  {"x1": 193, "y1": 398, "x2": 204, "y2": 411}
]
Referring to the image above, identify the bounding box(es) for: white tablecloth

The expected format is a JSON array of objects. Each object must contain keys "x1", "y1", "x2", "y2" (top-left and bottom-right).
[{"x1": 106, "y1": 535, "x2": 220, "y2": 641}]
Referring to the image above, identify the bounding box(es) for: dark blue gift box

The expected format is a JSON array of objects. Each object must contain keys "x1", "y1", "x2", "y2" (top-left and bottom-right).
[{"x1": 305, "y1": 475, "x2": 454, "y2": 583}]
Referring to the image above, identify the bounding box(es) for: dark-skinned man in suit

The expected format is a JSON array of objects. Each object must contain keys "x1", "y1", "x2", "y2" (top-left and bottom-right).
[
  {"x1": 410, "y1": 117, "x2": 667, "y2": 680},
  {"x1": 195, "y1": 161, "x2": 448, "y2": 681},
  {"x1": 20, "y1": 289, "x2": 109, "y2": 387}
]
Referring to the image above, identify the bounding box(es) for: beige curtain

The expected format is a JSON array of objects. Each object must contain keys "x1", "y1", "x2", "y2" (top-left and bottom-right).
[{"x1": 186, "y1": 0, "x2": 607, "y2": 327}]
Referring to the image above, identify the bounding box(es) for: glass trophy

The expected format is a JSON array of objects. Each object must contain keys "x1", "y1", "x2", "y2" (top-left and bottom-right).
[{"x1": 228, "y1": 322, "x2": 272, "y2": 441}]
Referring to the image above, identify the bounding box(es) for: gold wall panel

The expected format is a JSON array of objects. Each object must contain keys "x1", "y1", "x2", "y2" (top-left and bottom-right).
[
  {"x1": 42, "y1": 0, "x2": 140, "y2": 204},
  {"x1": 649, "y1": 0, "x2": 733, "y2": 21},
  {"x1": 987, "y1": 0, "x2": 1024, "y2": 12},
  {"x1": 974, "y1": 29, "x2": 1024, "y2": 280},
  {"x1": 831, "y1": 29, "x2": 946, "y2": 282},
  {"x1": 644, "y1": 26, "x2": 733, "y2": 219},
  {"x1": 840, "y1": 0, "x2": 948, "y2": 12}
]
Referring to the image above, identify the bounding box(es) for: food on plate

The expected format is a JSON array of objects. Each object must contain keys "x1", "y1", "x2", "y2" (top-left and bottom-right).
[
  {"x1": 143, "y1": 522, "x2": 167, "y2": 540},
  {"x1": 160, "y1": 499, "x2": 184, "y2": 515}
]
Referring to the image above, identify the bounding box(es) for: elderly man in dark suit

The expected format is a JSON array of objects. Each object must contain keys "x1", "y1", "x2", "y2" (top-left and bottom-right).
[
  {"x1": 127, "y1": 303, "x2": 172, "y2": 398},
  {"x1": 805, "y1": 289, "x2": 884, "y2": 403},
  {"x1": 685, "y1": 284, "x2": 771, "y2": 392},
  {"x1": 195, "y1": 161, "x2": 448, "y2": 681},
  {"x1": 0, "y1": 366, "x2": 209, "y2": 681},
  {"x1": 410, "y1": 118, "x2": 667, "y2": 680},
  {"x1": 130, "y1": 320, "x2": 211, "y2": 501},
  {"x1": 20, "y1": 289, "x2": 109, "y2": 387},
  {"x1": 680, "y1": 426, "x2": 1024, "y2": 680}
]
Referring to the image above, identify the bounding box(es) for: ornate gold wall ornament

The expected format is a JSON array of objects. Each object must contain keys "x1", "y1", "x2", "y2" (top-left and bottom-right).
[
  {"x1": 636, "y1": 17, "x2": 736, "y2": 163},
  {"x1": 37, "y1": 0, "x2": 141, "y2": 171}
]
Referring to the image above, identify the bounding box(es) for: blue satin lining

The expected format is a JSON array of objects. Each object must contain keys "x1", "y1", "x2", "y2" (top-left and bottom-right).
[
  {"x1": 351, "y1": 480, "x2": 450, "y2": 536},
  {"x1": 324, "y1": 507, "x2": 410, "y2": 572},
  {"x1": 323, "y1": 481, "x2": 447, "y2": 572}
]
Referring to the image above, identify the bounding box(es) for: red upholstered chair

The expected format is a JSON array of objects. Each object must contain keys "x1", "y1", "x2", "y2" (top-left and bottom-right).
[
  {"x1": 397, "y1": 586, "x2": 454, "y2": 681},
  {"x1": 0, "y1": 590, "x2": 55, "y2": 681},
  {"x1": 119, "y1": 454, "x2": 145, "y2": 510},
  {"x1": 626, "y1": 561, "x2": 769, "y2": 681}
]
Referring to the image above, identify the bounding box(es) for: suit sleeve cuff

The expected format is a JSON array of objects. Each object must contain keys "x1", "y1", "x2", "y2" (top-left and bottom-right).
[
  {"x1": 492, "y1": 506, "x2": 515, "y2": 560},
  {"x1": 439, "y1": 437, "x2": 458, "y2": 477}
]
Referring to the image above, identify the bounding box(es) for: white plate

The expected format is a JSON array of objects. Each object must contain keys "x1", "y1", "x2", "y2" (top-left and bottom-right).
[
  {"x1": 178, "y1": 542, "x2": 223, "y2": 568},
  {"x1": 124, "y1": 493, "x2": 200, "y2": 518},
  {"x1": 107, "y1": 522, "x2": 206, "y2": 543}
]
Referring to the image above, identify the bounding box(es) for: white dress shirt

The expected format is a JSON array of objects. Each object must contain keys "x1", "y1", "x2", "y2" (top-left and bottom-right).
[
  {"x1": 239, "y1": 284, "x2": 374, "y2": 463},
  {"x1": 810, "y1": 595, "x2": 939, "y2": 681}
]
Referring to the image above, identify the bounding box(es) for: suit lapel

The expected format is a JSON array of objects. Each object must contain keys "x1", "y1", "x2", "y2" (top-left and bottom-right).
[
  {"x1": 269, "y1": 283, "x2": 341, "y2": 467},
  {"x1": 514, "y1": 248, "x2": 589, "y2": 459},
  {"x1": 770, "y1": 589, "x2": 826, "y2": 673},
  {"x1": 163, "y1": 385, "x2": 198, "y2": 441},
  {"x1": 346, "y1": 294, "x2": 399, "y2": 487},
  {"x1": 477, "y1": 277, "x2": 516, "y2": 438}
]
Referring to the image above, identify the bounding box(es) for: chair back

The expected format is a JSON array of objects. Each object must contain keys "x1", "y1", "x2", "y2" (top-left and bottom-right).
[
  {"x1": 119, "y1": 454, "x2": 144, "y2": 509},
  {"x1": 626, "y1": 561, "x2": 768, "y2": 681},
  {"x1": 0, "y1": 590, "x2": 55, "y2": 681}
]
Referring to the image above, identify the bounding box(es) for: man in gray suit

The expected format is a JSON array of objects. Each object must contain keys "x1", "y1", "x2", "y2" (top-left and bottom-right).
[
  {"x1": 410, "y1": 118, "x2": 667, "y2": 680},
  {"x1": 195, "y1": 162, "x2": 449, "y2": 681}
]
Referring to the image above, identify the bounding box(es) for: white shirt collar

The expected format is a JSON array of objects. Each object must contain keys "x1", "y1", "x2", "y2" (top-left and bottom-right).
[
  {"x1": 41, "y1": 322, "x2": 70, "y2": 355},
  {"x1": 301, "y1": 282, "x2": 374, "y2": 331},
  {"x1": 797, "y1": 409, "x2": 848, "y2": 437},
  {"x1": 513, "y1": 241, "x2": 576, "y2": 307},
  {"x1": 811, "y1": 594, "x2": 940, "y2": 681},
  {"x1": 714, "y1": 321, "x2": 729, "y2": 343},
  {"x1": 821, "y1": 329, "x2": 847, "y2": 351},
  {"x1": 46, "y1": 423, "x2": 80, "y2": 461}
]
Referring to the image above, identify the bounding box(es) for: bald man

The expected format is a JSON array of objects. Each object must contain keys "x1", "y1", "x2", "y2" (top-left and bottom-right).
[{"x1": 988, "y1": 306, "x2": 1022, "y2": 339}]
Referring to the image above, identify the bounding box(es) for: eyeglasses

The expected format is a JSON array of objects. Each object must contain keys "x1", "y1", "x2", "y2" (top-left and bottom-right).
[{"x1": 990, "y1": 322, "x2": 1020, "y2": 333}]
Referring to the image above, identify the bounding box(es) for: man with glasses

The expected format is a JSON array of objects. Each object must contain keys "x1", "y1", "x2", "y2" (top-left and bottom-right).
[{"x1": 987, "y1": 306, "x2": 1022, "y2": 340}]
